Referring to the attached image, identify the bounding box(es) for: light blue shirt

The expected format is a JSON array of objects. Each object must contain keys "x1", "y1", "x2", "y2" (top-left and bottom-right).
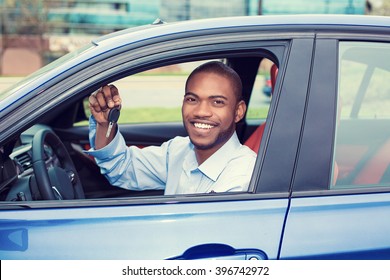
[{"x1": 86, "y1": 117, "x2": 257, "y2": 195}]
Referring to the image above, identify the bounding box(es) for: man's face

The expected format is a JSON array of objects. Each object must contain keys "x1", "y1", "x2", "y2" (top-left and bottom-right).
[{"x1": 182, "y1": 72, "x2": 246, "y2": 154}]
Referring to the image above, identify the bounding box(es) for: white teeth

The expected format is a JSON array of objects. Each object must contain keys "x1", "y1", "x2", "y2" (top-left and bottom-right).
[{"x1": 194, "y1": 123, "x2": 214, "y2": 129}]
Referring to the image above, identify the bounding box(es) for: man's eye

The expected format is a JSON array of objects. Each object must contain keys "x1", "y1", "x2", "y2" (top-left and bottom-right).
[
  {"x1": 185, "y1": 97, "x2": 197, "y2": 103},
  {"x1": 213, "y1": 99, "x2": 225, "y2": 106}
]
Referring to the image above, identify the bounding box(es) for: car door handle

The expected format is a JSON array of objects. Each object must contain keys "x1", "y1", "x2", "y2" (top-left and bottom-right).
[{"x1": 168, "y1": 243, "x2": 267, "y2": 260}]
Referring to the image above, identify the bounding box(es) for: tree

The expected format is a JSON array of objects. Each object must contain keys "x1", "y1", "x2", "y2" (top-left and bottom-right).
[{"x1": 368, "y1": 0, "x2": 390, "y2": 15}]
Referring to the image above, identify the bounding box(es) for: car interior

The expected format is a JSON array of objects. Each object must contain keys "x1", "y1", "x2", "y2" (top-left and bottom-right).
[{"x1": 0, "y1": 55, "x2": 278, "y2": 202}]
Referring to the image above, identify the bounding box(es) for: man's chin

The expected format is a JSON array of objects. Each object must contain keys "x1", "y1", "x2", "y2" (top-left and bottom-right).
[
  {"x1": 190, "y1": 137, "x2": 226, "y2": 151},
  {"x1": 187, "y1": 128, "x2": 235, "y2": 151},
  {"x1": 189, "y1": 138, "x2": 214, "y2": 150},
  {"x1": 193, "y1": 143, "x2": 214, "y2": 150}
]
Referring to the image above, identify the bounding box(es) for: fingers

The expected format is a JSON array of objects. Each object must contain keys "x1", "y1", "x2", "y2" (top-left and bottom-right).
[
  {"x1": 89, "y1": 85, "x2": 122, "y2": 114},
  {"x1": 108, "y1": 85, "x2": 122, "y2": 107},
  {"x1": 89, "y1": 94, "x2": 103, "y2": 115}
]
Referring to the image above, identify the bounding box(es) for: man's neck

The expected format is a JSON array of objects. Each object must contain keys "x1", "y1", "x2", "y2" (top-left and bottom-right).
[
  {"x1": 193, "y1": 131, "x2": 236, "y2": 165},
  {"x1": 194, "y1": 138, "x2": 232, "y2": 165},
  {"x1": 195, "y1": 149, "x2": 215, "y2": 165}
]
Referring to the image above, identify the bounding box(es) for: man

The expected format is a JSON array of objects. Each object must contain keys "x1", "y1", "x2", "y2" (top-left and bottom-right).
[{"x1": 87, "y1": 61, "x2": 256, "y2": 194}]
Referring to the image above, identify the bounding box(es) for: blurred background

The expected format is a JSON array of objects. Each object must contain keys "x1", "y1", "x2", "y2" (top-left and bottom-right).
[{"x1": 0, "y1": 0, "x2": 389, "y2": 76}]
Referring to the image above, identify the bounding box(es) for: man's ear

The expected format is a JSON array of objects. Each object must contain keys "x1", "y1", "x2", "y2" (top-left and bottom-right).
[{"x1": 235, "y1": 100, "x2": 246, "y2": 123}]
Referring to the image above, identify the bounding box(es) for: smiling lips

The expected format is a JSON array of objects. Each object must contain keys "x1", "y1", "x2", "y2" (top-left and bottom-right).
[{"x1": 194, "y1": 122, "x2": 215, "y2": 129}]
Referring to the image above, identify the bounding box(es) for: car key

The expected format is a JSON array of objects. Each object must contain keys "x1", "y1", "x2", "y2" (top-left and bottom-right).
[{"x1": 106, "y1": 105, "x2": 121, "y2": 138}]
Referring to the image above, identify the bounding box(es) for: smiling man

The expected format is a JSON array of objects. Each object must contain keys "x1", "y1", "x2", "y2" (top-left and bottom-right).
[{"x1": 87, "y1": 61, "x2": 256, "y2": 194}]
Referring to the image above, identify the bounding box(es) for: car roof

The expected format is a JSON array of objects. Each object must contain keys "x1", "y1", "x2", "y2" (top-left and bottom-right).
[{"x1": 93, "y1": 14, "x2": 390, "y2": 48}]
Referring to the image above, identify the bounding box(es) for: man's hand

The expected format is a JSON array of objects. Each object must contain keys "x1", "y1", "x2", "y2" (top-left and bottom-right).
[
  {"x1": 89, "y1": 85, "x2": 122, "y2": 125},
  {"x1": 89, "y1": 85, "x2": 122, "y2": 149}
]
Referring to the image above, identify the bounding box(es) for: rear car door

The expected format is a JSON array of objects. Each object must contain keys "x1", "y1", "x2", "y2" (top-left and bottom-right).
[{"x1": 280, "y1": 33, "x2": 390, "y2": 259}]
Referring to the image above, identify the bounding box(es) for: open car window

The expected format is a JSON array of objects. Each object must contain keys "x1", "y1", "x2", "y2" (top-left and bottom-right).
[{"x1": 1, "y1": 54, "x2": 284, "y2": 203}]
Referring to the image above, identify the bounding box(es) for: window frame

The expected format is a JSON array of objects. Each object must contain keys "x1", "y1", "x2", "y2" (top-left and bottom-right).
[
  {"x1": 0, "y1": 31, "x2": 298, "y2": 209},
  {"x1": 292, "y1": 37, "x2": 390, "y2": 196}
]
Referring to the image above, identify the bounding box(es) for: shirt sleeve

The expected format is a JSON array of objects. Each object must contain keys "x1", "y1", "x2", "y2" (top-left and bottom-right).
[{"x1": 85, "y1": 116, "x2": 168, "y2": 191}]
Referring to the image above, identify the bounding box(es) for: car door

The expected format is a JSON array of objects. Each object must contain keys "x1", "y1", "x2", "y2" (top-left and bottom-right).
[
  {"x1": 0, "y1": 26, "x2": 314, "y2": 259},
  {"x1": 280, "y1": 36, "x2": 390, "y2": 259}
]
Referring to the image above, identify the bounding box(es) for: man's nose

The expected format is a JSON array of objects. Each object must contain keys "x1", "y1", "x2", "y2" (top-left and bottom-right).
[{"x1": 194, "y1": 101, "x2": 212, "y2": 117}]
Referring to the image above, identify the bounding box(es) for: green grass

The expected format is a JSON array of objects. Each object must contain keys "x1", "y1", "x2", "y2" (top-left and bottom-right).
[
  {"x1": 246, "y1": 107, "x2": 269, "y2": 120},
  {"x1": 76, "y1": 107, "x2": 181, "y2": 126}
]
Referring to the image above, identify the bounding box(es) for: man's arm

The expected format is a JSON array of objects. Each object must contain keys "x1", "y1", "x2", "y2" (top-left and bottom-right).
[
  {"x1": 86, "y1": 120, "x2": 168, "y2": 191},
  {"x1": 88, "y1": 85, "x2": 122, "y2": 149}
]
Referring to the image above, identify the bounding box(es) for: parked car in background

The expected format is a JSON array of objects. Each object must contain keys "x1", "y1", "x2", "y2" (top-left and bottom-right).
[
  {"x1": 262, "y1": 63, "x2": 278, "y2": 97},
  {"x1": 0, "y1": 15, "x2": 390, "y2": 260},
  {"x1": 262, "y1": 75, "x2": 273, "y2": 97}
]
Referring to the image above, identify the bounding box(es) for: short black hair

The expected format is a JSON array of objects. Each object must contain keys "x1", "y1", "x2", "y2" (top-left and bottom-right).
[{"x1": 185, "y1": 61, "x2": 243, "y2": 102}]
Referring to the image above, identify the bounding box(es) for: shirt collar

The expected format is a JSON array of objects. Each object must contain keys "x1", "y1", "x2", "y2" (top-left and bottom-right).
[{"x1": 183, "y1": 132, "x2": 242, "y2": 181}]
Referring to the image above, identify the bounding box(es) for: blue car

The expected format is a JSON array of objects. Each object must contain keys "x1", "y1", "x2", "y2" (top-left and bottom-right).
[{"x1": 1, "y1": 15, "x2": 390, "y2": 260}]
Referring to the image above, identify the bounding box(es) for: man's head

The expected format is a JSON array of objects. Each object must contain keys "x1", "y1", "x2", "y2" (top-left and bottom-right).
[
  {"x1": 185, "y1": 61, "x2": 243, "y2": 102},
  {"x1": 182, "y1": 61, "x2": 246, "y2": 161}
]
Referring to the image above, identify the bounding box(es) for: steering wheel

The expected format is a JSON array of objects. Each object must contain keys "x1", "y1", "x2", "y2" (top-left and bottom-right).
[{"x1": 31, "y1": 128, "x2": 85, "y2": 200}]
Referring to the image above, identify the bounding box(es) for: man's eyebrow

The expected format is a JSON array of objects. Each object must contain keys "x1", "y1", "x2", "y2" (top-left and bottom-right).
[
  {"x1": 184, "y1": 92, "x2": 197, "y2": 97},
  {"x1": 209, "y1": 95, "x2": 228, "y2": 100},
  {"x1": 184, "y1": 92, "x2": 228, "y2": 100}
]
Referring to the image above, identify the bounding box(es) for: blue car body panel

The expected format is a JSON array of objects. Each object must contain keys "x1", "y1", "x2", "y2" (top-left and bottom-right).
[
  {"x1": 0, "y1": 197, "x2": 289, "y2": 259},
  {"x1": 281, "y1": 192, "x2": 390, "y2": 259}
]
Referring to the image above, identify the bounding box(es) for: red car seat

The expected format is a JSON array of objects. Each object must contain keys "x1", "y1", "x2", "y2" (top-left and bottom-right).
[{"x1": 245, "y1": 64, "x2": 278, "y2": 153}]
